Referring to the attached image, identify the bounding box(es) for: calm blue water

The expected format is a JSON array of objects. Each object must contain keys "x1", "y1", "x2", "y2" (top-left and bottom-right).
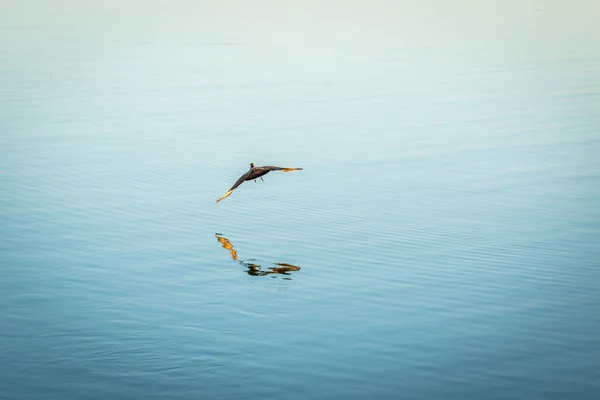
[{"x1": 2, "y1": 2, "x2": 600, "y2": 399}]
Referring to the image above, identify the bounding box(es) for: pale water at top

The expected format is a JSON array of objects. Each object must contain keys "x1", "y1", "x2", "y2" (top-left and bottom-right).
[{"x1": 1, "y1": 1, "x2": 599, "y2": 399}]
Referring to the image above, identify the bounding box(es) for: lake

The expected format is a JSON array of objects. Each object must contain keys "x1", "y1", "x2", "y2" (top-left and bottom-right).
[{"x1": 1, "y1": 1, "x2": 599, "y2": 399}]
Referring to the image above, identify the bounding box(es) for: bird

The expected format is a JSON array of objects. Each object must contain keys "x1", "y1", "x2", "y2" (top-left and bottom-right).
[{"x1": 216, "y1": 163, "x2": 303, "y2": 203}]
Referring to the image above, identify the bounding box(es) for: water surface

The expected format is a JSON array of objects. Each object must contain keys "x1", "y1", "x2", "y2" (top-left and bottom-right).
[{"x1": 1, "y1": 1, "x2": 599, "y2": 399}]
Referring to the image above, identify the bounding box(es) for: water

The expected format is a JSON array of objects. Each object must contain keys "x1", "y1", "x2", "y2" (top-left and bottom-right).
[{"x1": 1, "y1": 1, "x2": 599, "y2": 399}]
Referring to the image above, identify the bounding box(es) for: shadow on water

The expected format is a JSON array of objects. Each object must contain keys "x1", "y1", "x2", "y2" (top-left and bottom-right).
[{"x1": 215, "y1": 233, "x2": 301, "y2": 279}]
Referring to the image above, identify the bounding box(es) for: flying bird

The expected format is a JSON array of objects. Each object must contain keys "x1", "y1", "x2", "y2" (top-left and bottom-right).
[{"x1": 216, "y1": 163, "x2": 303, "y2": 203}]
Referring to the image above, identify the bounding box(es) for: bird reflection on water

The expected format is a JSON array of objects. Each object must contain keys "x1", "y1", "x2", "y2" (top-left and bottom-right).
[{"x1": 215, "y1": 233, "x2": 301, "y2": 279}]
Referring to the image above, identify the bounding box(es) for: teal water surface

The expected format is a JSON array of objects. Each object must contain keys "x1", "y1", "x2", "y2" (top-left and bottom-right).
[{"x1": 1, "y1": 1, "x2": 600, "y2": 399}]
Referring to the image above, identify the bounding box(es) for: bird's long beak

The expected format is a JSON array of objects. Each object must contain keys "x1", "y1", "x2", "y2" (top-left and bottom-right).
[
  {"x1": 282, "y1": 167, "x2": 303, "y2": 172},
  {"x1": 216, "y1": 190, "x2": 233, "y2": 203}
]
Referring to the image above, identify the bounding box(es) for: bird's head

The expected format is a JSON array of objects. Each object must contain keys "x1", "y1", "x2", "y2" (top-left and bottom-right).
[{"x1": 250, "y1": 162, "x2": 255, "y2": 168}]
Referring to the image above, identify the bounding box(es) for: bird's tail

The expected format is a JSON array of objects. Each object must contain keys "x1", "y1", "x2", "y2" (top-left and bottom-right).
[
  {"x1": 216, "y1": 189, "x2": 233, "y2": 203},
  {"x1": 281, "y1": 167, "x2": 303, "y2": 172}
]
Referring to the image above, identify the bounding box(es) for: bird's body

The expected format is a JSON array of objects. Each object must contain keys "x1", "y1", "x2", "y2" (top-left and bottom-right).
[{"x1": 216, "y1": 162, "x2": 302, "y2": 203}]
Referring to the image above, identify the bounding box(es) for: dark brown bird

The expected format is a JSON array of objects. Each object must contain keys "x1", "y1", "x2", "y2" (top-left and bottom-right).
[{"x1": 216, "y1": 162, "x2": 303, "y2": 203}]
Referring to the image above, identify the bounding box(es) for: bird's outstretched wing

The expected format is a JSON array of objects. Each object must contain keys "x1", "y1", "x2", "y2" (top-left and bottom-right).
[
  {"x1": 216, "y1": 171, "x2": 250, "y2": 203},
  {"x1": 262, "y1": 166, "x2": 303, "y2": 172}
]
